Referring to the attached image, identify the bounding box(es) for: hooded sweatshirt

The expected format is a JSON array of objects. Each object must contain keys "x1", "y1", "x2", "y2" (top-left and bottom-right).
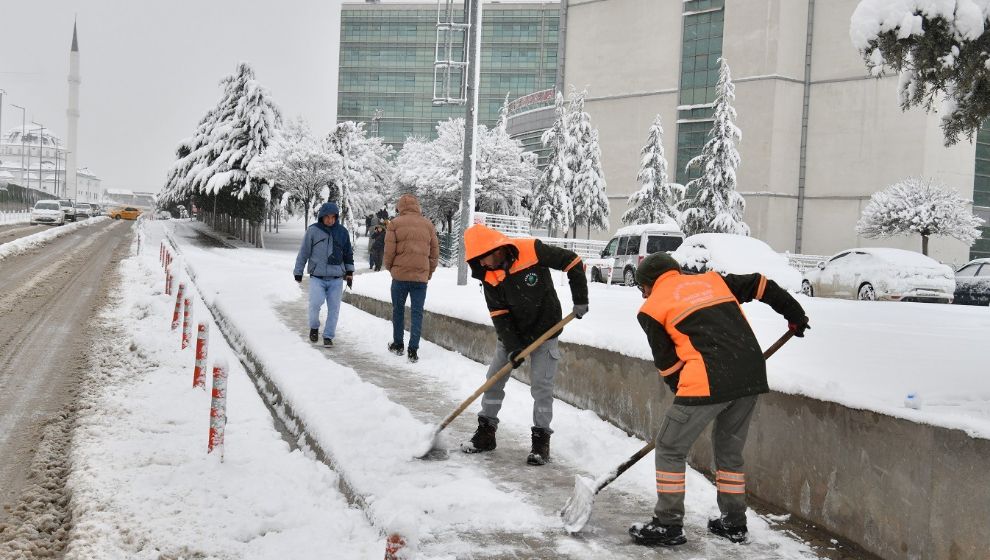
[
  {"x1": 464, "y1": 224, "x2": 588, "y2": 350},
  {"x1": 384, "y1": 194, "x2": 439, "y2": 283},
  {"x1": 293, "y1": 202, "x2": 355, "y2": 278}
]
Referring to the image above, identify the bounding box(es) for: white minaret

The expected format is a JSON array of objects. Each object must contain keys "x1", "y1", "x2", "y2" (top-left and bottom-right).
[{"x1": 66, "y1": 19, "x2": 80, "y2": 200}]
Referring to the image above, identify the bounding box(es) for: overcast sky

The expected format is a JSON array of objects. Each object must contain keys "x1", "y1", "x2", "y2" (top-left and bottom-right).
[{"x1": 0, "y1": 0, "x2": 408, "y2": 194}]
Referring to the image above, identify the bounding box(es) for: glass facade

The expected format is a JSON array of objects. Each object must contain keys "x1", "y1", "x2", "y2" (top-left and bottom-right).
[
  {"x1": 675, "y1": 0, "x2": 725, "y2": 185},
  {"x1": 972, "y1": 125, "x2": 990, "y2": 259},
  {"x1": 337, "y1": 3, "x2": 559, "y2": 152}
]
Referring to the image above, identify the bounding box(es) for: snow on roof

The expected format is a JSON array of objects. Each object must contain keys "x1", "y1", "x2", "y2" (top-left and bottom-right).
[
  {"x1": 857, "y1": 248, "x2": 942, "y2": 268},
  {"x1": 106, "y1": 188, "x2": 134, "y2": 196},
  {"x1": 614, "y1": 222, "x2": 683, "y2": 237}
]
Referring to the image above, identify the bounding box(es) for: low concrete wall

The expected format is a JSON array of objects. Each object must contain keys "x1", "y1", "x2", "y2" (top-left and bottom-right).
[{"x1": 345, "y1": 292, "x2": 990, "y2": 560}]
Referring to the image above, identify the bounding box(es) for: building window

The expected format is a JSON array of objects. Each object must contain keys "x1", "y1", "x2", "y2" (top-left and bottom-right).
[{"x1": 972, "y1": 124, "x2": 990, "y2": 259}]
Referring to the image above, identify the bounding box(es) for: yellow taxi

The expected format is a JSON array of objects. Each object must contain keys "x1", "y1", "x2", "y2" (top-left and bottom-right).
[{"x1": 108, "y1": 206, "x2": 142, "y2": 220}]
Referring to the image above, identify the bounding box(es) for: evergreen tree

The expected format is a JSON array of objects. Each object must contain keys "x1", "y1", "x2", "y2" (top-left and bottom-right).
[
  {"x1": 531, "y1": 92, "x2": 573, "y2": 237},
  {"x1": 566, "y1": 89, "x2": 609, "y2": 238},
  {"x1": 856, "y1": 176, "x2": 984, "y2": 255},
  {"x1": 851, "y1": 0, "x2": 990, "y2": 144},
  {"x1": 622, "y1": 114, "x2": 683, "y2": 225},
  {"x1": 679, "y1": 58, "x2": 749, "y2": 237},
  {"x1": 327, "y1": 121, "x2": 395, "y2": 230}
]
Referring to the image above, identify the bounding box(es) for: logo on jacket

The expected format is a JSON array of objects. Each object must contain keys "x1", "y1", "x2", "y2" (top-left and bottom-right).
[{"x1": 525, "y1": 272, "x2": 539, "y2": 286}]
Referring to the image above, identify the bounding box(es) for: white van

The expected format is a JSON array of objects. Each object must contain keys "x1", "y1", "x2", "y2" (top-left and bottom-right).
[{"x1": 590, "y1": 223, "x2": 685, "y2": 285}]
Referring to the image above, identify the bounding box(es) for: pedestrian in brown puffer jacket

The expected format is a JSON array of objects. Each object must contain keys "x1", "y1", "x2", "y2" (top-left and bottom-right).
[{"x1": 384, "y1": 194, "x2": 439, "y2": 363}]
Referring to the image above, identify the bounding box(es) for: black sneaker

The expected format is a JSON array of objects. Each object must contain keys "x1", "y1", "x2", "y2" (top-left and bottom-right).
[
  {"x1": 629, "y1": 518, "x2": 687, "y2": 546},
  {"x1": 708, "y1": 518, "x2": 747, "y2": 543},
  {"x1": 323, "y1": 337, "x2": 333, "y2": 348},
  {"x1": 526, "y1": 427, "x2": 551, "y2": 465},
  {"x1": 309, "y1": 329, "x2": 319, "y2": 343},
  {"x1": 460, "y1": 417, "x2": 497, "y2": 453},
  {"x1": 387, "y1": 342, "x2": 404, "y2": 356},
  {"x1": 407, "y1": 348, "x2": 419, "y2": 363}
]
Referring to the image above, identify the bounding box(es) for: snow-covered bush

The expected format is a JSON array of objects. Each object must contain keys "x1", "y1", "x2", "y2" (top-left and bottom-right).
[
  {"x1": 851, "y1": 0, "x2": 990, "y2": 144},
  {"x1": 855, "y1": 176, "x2": 984, "y2": 255}
]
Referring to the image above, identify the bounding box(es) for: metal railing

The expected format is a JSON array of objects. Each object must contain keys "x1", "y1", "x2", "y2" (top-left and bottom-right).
[
  {"x1": 474, "y1": 212, "x2": 530, "y2": 237},
  {"x1": 786, "y1": 253, "x2": 829, "y2": 272},
  {"x1": 537, "y1": 237, "x2": 607, "y2": 259}
]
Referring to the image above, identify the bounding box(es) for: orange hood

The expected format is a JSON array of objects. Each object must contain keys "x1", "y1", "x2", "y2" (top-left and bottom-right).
[{"x1": 464, "y1": 223, "x2": 513, "y2": 261}]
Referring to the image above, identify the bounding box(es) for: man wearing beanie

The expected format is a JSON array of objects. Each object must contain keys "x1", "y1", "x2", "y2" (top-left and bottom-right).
[{"x1": 628, "y1": 252, "x2": 809, "y2": 547}]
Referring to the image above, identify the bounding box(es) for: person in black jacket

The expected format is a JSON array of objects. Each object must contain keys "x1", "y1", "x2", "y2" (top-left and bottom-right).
[
  {"x1": 369, "y1": 223, "x2": 386, "y2": 271},
  {"x1": 628, "y1": 252, "x2": 809, "y2": 547},
  {"x1": 459, "y1": 224, "x2": 589, "y2": 465}
]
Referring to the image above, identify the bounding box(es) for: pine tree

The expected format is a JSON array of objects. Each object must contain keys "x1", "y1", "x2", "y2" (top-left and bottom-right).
[
  {"x1": 855, "y1": 176, "x2": 984, "y2": 255},
  {"x1": 851, "y1": 0, "x2": 990, "y2": 144},
  {"x1": 622, "y1": 114, "x2": 683, "y2": 225},
  {"x1": 531, "y1": 92, "x2": 573, "y2": 237},
  {"x1": 679, "y1": 58, "x2": 749, "y2": 237},
  {"x1": 566, "y1": 90, "x2": 610, "y2": 238}
]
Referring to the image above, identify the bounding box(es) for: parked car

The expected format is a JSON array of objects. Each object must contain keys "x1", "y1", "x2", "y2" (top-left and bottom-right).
[
  {"x1": 30, "y1": 200, "x2": 66, "y2": 226},
  {"x1": 671, "y1": 233, "x2": 803, "y2": 292},
  {"x1": 57, "y1": 199, "x2": 77, "y2": 222},
  {"x1": 953, "y1": 258, "x2": 990, "y2": 306},
  {"x1": 90, "y1": 204, "x2": 104, "y2": 216},
  {"x1": 801, "y1": 248, "x2": 955, "y2": 303},
  {"x1": 108, "y1": 206, "x2": 142, "y2": 220},
  {"x1": 590, "y1": 223, "x2": 685, "y2": 285},
  {"x1": 74, "y1": 203, "x2": 93, "y2": 219}
]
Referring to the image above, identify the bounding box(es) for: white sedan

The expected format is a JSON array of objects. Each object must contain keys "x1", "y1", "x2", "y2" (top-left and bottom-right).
[
  {"x1": 30, "y1": 200, "x2": 66, "y2": 226},
  {"x1": 801, "y1": 248, "x2": 955, "y2": 303},
  {"x1": 671, "y1": 233, "x2": 803, "y2": 292}
]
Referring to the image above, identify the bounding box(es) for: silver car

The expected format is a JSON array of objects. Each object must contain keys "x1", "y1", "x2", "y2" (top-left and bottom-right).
[{"x1": 801, "y1": 248, "x2": 955, "y2": 303}]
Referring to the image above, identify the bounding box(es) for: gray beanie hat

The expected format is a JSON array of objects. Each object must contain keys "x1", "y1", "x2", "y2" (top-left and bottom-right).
[{"x1": 635, "y1": 252, "x2": 681, "y2": 287}]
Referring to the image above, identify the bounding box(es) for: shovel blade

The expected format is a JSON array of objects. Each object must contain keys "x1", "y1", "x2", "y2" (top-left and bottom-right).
[
  {"x1": 414, "y1": 425, "x2": 448, "y2": 460},
  {"x1": 560, "y1": 474, "x2": 597, "y2": 533}
]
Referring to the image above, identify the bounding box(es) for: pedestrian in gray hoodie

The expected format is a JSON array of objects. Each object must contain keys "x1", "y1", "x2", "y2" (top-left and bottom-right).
[{"x1": 293, "y1": 202, "x2": 354, "y2": 347}]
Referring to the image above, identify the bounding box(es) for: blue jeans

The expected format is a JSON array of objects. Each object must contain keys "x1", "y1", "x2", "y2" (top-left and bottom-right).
[
  {"x1": 308, "y1": 276, "x2": 344, "y2": 339},
  {"x1": 391, "y1": 280, "x2": 427, "y2": 350}
]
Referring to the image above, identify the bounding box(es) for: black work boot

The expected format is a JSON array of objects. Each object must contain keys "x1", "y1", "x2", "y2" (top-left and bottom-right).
[
  {"x1": 387, "y1": 342, "x2": 404, "y2": 356},
  {"x1": 629, "y1": 518, "x2": 687, "y2": 546},
  {"x1": 526, "y1": 427, "x2": 551, "y2": 465},
  {"x1": 708, "y1": 517, "x2": 748, "y2": 543},
  {"x1": 323, "y1": 337, "x2": 333, "y2": 348},
  {"x1": 309, "y1": 328, "x2": 319, "y2": 343},
  {"x1": 461, "y1": 417, "x2": 497, "y2": 453},
  {"x1": 407, "y1": 348, "x2": 419, "y2": 363}
]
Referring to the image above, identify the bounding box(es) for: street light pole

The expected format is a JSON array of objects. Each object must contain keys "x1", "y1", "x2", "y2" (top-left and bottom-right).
[
  {"x1": 11, "y1": 105, "x2": 25, "y2": 187},
  {"x1": 31, "y1": 121, "x2": 45, "y2": 195},
  {"x1": 457, "y1": 0, "x2": 482, "y2": 286}
]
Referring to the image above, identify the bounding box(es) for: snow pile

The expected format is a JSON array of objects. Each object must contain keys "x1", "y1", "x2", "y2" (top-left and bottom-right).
[
  {"x1": 65, "y1": 250, "x2": 380, "y2": 558},
  {"x1": 0, "y1": 217, "x2": 109, "y2": 262},
  {"x1": 614, "y1": 222, "x2": 683, "y2": 237},
  {"x1": 672, "y1": 233, "x2": 803, "y2": 292}
]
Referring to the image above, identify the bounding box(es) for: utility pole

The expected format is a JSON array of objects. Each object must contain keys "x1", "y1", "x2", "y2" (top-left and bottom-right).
[
  {"x1": 31, "y1": 122, "x2": 45, "y2": 194},
  {"x1": 456, "y1": 0, "x2": 482, "y2": 286}
]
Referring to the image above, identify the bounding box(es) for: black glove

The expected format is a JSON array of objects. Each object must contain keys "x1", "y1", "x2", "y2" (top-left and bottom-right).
[
  {"x1": 788, "y1": 316, "x2": 810, "y2": 338},
  {"x1": 345, "y1": 274, "x2": 353, "y2": 289},
  {"x1": 573, "y1": 304, "x2": 589, "y2": 319},
  {"x1": 294, "y1": 274, "x2": 303, "y2": 283},
  {"x1": 508, "y1": 348, "x2": 525, "y2": 369}
]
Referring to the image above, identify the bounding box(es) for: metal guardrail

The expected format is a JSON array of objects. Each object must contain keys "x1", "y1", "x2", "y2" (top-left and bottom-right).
[
  {"x1": 786, "y1": 253, "x2": 829, "y2": 272},
  {"x1": 537, "y1": 237, "x2": 607, "y2": 259}
]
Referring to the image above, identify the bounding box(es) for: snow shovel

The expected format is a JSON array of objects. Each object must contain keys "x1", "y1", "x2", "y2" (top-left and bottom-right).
[
  {"x1": 415, "y1": 312, "x2": 577, "y2": 460},
  {"x1": 559, "y1": 330, "x2": 795, "y2": 533}
]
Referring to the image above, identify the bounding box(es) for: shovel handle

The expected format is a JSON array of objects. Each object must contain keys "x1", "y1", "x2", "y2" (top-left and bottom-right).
[
  {"x1": 437, "y1": 312, "x2": 577, "y2": 431},
  {"x1": 594, "y1": 330, "x2": 795, "y2": 494}
]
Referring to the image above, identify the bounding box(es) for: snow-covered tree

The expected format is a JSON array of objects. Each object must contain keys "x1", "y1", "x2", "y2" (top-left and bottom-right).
[
  {"x1": 623, "y1": 115, "x2": 683, "y2": 225},
  {"x1": 679, "y1": 58, "x2": 749, "y2": 237},
  {"x1": 162, "y1": 62, "x2": 282, "y2": 209},
  {"x1": 566, "y1": 90, "x2": 610, "y2": 238},
  {"x1": 247, "y1": 117, "x2": 340, "y2": 223},
  {"x1": 851, "y1": 0, "x2": 990, "y2": 145},
  {"x1": 327, "y1": 121, "x2": 395, "y2": 230},
  {"x1": 393, "y1": 118, "x2": 535, "y2": 230},
  {"x1": 856, "y1": 176, "x2": 984, "y2": 255},
  {"x1": 531, "y1": 92, "x2": 573, "y2": 237}
]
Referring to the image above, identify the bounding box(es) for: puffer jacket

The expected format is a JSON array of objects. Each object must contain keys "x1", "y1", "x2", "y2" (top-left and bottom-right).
[
  {"x1": 293, "y1": 202, "x2": 355, "y2": 278},
  {"x1": 384, "y1": 194, "x2": 439, "y2": 283}
]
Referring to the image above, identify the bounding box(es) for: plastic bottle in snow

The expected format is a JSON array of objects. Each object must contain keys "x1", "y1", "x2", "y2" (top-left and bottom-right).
[{"x1": 904, "y1": 392, "x2": 922, "y2": 410}]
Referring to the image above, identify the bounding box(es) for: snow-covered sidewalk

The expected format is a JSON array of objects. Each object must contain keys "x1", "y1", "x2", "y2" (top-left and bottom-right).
[
  {"x1": 150, "y1": 220, "x2": 828, "y2": 558},
  {"x1": 65, "y1": 239, "x2": 381, "y2": 558}
]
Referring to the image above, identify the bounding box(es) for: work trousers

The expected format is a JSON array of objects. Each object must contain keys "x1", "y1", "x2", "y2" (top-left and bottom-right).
[{"x1": 479, "y1": 338, "x2": 560, "y2": 431}]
